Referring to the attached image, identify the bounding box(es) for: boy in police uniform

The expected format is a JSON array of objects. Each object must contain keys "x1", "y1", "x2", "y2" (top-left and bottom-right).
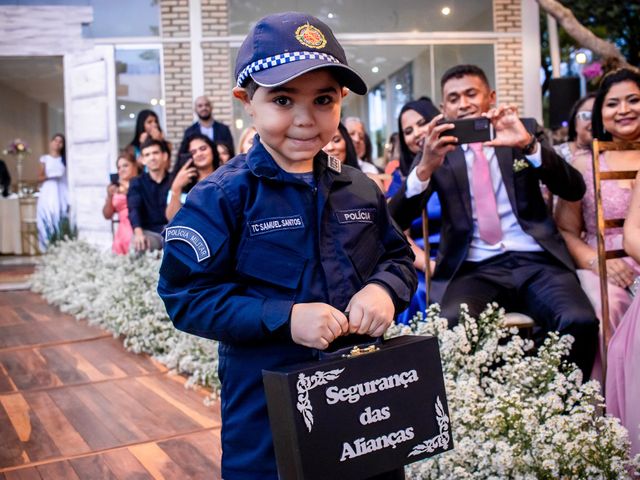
[{"x1": 157, "y1": 12, "x2": 417, "y2": 480}]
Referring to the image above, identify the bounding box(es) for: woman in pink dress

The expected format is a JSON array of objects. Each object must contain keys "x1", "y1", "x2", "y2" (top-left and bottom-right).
[
  {"x1": 103, "y1": 153, "x2": 140, "y2": 254},
  {"x1": 599, "y1": 68, "x2": 640, "y2": 460},
  {"x1": 610, "y1": 170, "x2": 640, "y2": 459},
  {"x1": 555, "y1": 68, "x2": 640, "y2": 385}
]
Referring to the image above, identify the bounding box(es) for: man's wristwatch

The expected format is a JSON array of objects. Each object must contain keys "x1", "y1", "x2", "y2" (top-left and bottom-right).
[{"x1": 521, "y1": 133, "x2": 537, "y2": 155}]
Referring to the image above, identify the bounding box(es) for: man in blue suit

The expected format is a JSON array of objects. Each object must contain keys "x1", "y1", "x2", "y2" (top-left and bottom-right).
[{"x1": 177, "y1": 95, "x2": 235, "y2": 164}]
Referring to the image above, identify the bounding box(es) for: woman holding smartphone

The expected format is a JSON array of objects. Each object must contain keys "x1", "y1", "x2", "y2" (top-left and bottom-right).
[{"x1": 103, "y1": 152, "x2": 140, "y2": 254}]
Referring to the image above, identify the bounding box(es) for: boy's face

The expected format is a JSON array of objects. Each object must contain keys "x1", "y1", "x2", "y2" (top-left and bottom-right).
[{"x1": 234, "y1": 70, "x2": 346, "y2": 173}]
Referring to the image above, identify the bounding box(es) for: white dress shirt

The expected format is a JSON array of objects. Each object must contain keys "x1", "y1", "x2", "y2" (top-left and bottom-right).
[
  {"x1": 406, "y1": 144, "x2": 544, "y2": 262},
  {"x1": 199, "y1": 124, "x2": 214, "y2": 140}
]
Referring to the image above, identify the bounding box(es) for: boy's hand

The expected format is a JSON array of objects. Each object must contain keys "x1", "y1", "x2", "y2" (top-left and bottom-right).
[
  {"x1": 290, "y1": 303, "x2": 348, "y2": 350},
  {"x1": 346, "y1": 283, "x2": 395, "y2": 337}
]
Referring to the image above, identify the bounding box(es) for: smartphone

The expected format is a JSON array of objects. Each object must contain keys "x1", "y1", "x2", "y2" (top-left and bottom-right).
[
  {"x1": 109, "y1": 173, "x2": 119, "y2": 185},
  {"x1": 437, "y1": 117, "x2": 495, "y2": 145}
]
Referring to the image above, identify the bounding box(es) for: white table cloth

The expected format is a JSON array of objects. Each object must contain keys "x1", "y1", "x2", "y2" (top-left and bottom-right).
[{"x1": 0, "y1": 194, "x2": 22, "y2": 254}]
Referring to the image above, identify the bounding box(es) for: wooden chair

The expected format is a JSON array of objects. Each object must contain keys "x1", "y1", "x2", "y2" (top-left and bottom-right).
[{"x1": 591, "y1": 139, "x2": 640, "y2": 383}]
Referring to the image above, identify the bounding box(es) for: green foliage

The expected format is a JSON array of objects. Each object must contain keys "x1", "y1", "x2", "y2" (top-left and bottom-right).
[
  {"x1": 539, "y1": 2, "x2": 640, "y2": 95},
  {"x1": 559, "y1": 1, "x2": 640, "y2": 66},
  {"x1": 44, "y1": 214, "x2": 78, "y2": 246}
]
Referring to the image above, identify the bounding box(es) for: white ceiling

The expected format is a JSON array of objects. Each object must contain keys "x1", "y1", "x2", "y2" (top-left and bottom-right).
[{"x1": 0, "y1": 56, "x2": 64, "y2": 109}]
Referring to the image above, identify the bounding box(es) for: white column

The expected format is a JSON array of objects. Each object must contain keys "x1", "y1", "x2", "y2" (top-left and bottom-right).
[
  {"x1": 521, "y1": 0, "x2": 543, "y2": 123},
  {"x1": 189, "y1": 0, "x2": 204, "y2": 104}
]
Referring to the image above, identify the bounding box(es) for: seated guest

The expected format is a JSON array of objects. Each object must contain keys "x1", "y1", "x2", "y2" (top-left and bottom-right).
[
  {"x1": 126, "y1": 110, "x2": 171, "y2": 166},
  {"x1": 555, "y1": 67, "x2": 640, "y2": 377},
  {"x1": 177, "y1": 95, "x2": 234, "y2": 168},
  {"x1": 609, "y1": 169, "x2": 640, "y2": 459},
  {"x1": 127, "y1": 138, "x2": 171, "y2": 252},
  {"x1": 103, "y1": 152, "x2": 140, "y2": 254},
  {"x1": 324, "y1": 123, "x2": 386, "y2": 192},
  {"x1": 216, "y1": 141, "x2": 232, "y2": 165},
  {"x1": 382, "y1": 132, "x2": 401, "y2": 192},
  {"x1": 386, "y1": 97, "x2": 440, "y2": 197},
  {"x1": 393, "y1": 97, "x2": 441, "y2": 323},
  {"x1": 322, "y1": 122, "x2": 360, "y2": 168},
  {"x1": 0, "y1": 159, "x2": 11, "y2": 197},
  {"x1": 238, "y1": 125, "x2": 257, "y2": 154},
  {"x1": 388, "y1": 64, "x2": 598, "y2": 378},
  {"x1": 166, "y1": 134, "x2": 220, "y2": 221},
  {"x1": 554, "y1": 93, "x2": 596, "y2": 163},
  {"x1": 344, "y1": 116, "x2": 380, "y2": 174}
]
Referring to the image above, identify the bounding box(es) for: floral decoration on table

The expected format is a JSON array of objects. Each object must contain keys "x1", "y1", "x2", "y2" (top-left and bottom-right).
[
  {"x1": 32, "y1": 240, "x2": 640, "y2": 478},
  {"x1": 3, "y1": 138, "x2": 31, "y2": 155},
  {"x1": 3, "y1": 138, "x2": 31, "y2": 193}
]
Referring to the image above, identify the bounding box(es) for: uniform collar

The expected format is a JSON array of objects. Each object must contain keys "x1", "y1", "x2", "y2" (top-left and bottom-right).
[{"x1": 246, "y1": 136, "x2": 352, "y2": 185}]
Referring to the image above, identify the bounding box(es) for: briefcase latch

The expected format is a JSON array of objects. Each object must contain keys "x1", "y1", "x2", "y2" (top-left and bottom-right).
[{"x1": 344, "y1": 344, "x2": 379, "y2": 358}]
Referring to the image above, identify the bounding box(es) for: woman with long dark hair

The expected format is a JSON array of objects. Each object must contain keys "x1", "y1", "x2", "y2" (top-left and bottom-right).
[
  {"x1": 392, "y1": 97, "x2": 441, "y2": 323},
  {"x1": 36, "y1": 133, "x2": 68, "y2": 250},
  {"x1": 554, "y1": 93, "x2": 597, "y2": 163},
  {"x1": 127, "y1": 109, "x2": 171, "y2": 164},
  {"x1": 166, "y1": 133, "x2": 220, "y2": 221},
  {"x1": 323, "y1": 122, "x2": 360, "y2": 169}
]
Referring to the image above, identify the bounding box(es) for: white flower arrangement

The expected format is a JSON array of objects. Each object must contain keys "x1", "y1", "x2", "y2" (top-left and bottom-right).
[
  {"x1": 32, "y1": 240, "x2": 640, "y2": 477},
  {"x1": 386, "y1": 304, "x2": 640, "y2": 479}
]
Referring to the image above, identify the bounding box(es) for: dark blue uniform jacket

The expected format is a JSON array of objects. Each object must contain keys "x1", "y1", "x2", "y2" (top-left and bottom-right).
[{"x1": 157, "y1": 141, "x2": 416, "y2": 479}]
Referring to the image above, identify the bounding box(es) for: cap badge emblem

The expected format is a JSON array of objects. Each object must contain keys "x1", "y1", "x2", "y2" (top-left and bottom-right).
[{"x1": 295, "y1": 23, "x2": 327, "y2": 49}]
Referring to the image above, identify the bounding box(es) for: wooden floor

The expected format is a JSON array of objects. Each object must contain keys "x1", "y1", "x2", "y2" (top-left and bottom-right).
[{"x1": 0, "y1": 289, "x2": 222, "y2": 479}]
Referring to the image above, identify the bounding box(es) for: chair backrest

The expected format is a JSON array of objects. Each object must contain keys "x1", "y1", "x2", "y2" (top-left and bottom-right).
[{"x1": 591, "y1": 139, "x2": 640, "y2": 382}]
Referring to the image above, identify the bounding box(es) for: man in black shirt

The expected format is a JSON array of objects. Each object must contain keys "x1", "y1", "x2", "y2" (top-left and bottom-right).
[{"x1": 128, "y1": 138, "x2": 171, "y2": 251}]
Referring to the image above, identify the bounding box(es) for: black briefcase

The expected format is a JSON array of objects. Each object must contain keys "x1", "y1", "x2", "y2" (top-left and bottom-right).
[{"x1": 262, "y1": 335, "x2": 453, "y2": 480}]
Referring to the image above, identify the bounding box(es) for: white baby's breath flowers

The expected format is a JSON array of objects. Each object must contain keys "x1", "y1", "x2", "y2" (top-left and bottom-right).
[
  {"x1": 33, "y1": 241, "x2": 640, "y2": 477},
  {"x1": 386, "y1": 302, "x2": 640, "y2": 479}
]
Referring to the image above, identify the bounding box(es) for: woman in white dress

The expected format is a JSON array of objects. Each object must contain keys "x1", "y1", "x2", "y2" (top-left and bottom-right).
[{"x1": 36, "y1": 133, "x2": 68, "y2": 251}]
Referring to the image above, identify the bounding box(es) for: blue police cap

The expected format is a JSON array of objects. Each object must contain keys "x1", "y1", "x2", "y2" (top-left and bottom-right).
[{"x1": 235, "y1": 12, "x2": 368, "y2": 95}]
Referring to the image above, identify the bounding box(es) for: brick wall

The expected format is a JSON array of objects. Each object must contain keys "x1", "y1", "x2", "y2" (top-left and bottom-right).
[
  {"x1": 160, "y1": 0, "x2": 234, "y2": 149},
  {"x1": 493, "y1": 0, "x2": 524, "y2": 111},
  {"x1": 160, "y1": 0, "x2": 192, "y2": 148},
  {"x1": 202, "y1": 43, "x2": 234, "y2": 126}
]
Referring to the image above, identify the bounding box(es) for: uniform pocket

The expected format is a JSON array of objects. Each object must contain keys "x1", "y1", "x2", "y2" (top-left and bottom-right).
[{"x1": 236, "y1": 238, "x2": 307, "y2": 290}]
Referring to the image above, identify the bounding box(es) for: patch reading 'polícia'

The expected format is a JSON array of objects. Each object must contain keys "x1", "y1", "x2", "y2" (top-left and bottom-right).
[
  {"x1": 165, "y1": 226, "x2": 211, "y2": 262},
  {"x1": 249, "y1": 215, "x2": 304, "y2": 236},
  {"x1": 336, "y1": 208, "x2": 375, "y2": 224}
]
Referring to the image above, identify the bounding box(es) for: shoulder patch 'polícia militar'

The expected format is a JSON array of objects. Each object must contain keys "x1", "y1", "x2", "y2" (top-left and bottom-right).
[{"x1": 165, "y1": 226, "x2": 211, "y2": 262}]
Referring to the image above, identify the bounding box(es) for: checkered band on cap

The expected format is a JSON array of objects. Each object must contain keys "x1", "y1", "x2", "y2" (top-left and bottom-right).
[{"x1": 236, "y1": 50, "x2": 341, "y2": 87}]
